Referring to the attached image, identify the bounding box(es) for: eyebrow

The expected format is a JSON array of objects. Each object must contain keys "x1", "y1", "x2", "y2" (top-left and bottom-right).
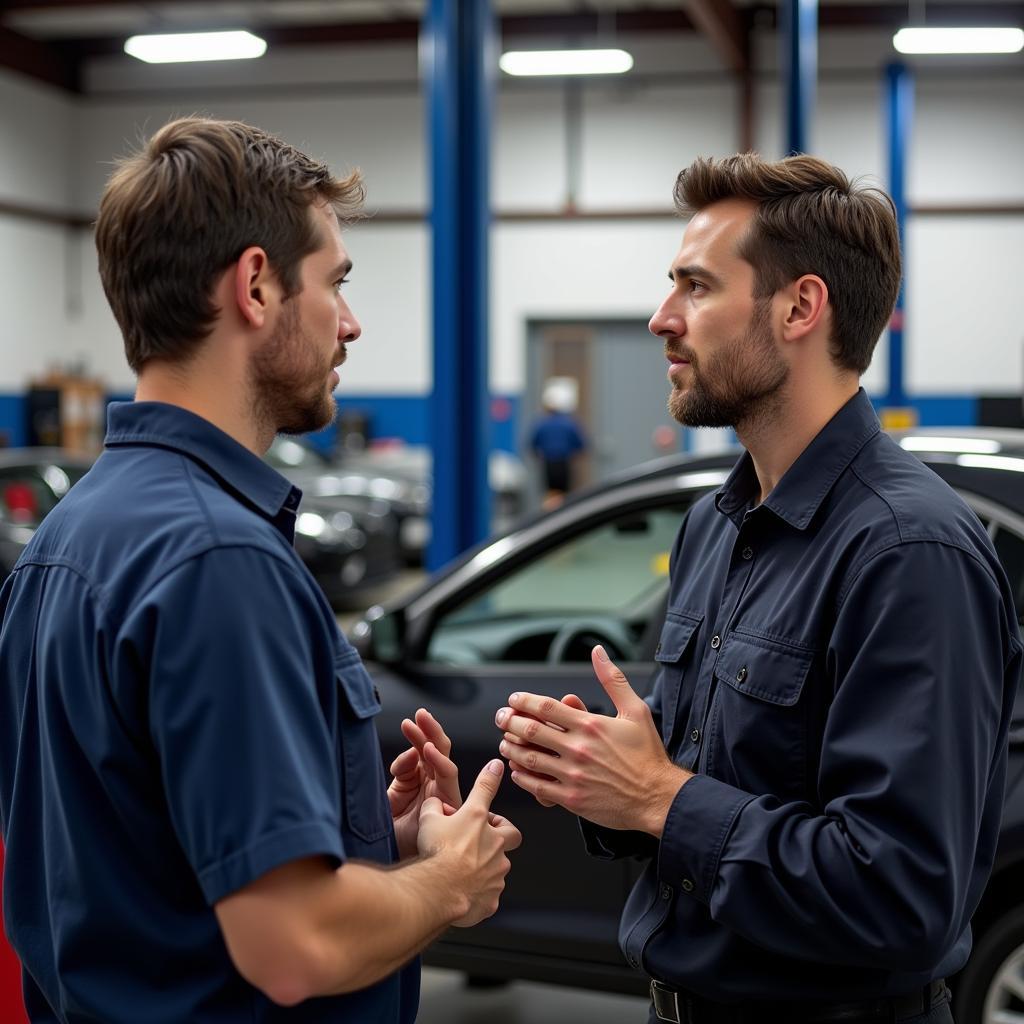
[
  {"x1": 330, "y1": 259, "x2": 353, "y2": 279},
  {"x1": 669, "y1": 263, "x2": 723, "y2": 288}
]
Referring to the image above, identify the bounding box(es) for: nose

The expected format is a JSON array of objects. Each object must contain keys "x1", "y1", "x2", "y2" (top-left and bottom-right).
[
  {"x1": 649, "y1": 295, "x2": 684, "y2": 340},
  {"x1": 337, "y1": 296, "x2": 361, "y2": 342}
]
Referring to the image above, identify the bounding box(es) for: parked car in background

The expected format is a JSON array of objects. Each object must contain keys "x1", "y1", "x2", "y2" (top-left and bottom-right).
[
  {"x1": 268, "y1": 436, "x2": 527, "y2": 566},
  {"x1": 0, "y1": 449, "x2": 92, "y2": 582},
  {"x1": 0, "y1": 445, "x2": 400, "y2": 610},
  {"x1": 352, "y1": 429, "x2": 1024, "y2": 1024}
]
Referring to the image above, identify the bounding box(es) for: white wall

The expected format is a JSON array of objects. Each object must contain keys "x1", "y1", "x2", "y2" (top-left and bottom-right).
[{"x1": 1, "y1": 30, "x2": 1023, "y2": 401}]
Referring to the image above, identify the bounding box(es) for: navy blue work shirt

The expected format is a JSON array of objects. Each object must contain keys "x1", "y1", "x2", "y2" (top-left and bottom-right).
[
  {"x1": 584, "y1": 389, "x2": 1022, "y2": 1001},
  {"x1": 0, "y1": 401, "x2": 418, "y2": 1023},
  {"x1": 530, "y1": 412, "x2": 586, "y2": 462}
]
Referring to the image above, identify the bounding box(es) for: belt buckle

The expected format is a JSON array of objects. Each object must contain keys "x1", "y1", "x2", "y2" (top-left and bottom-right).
[{"x1": 651, "y1": 980, "x2": 683, "y2": 1024}]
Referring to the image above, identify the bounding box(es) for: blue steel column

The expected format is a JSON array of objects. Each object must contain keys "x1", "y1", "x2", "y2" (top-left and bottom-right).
[
  {"x1": 884, "y1": 62, "x2": 913, "y2": 411},
  {"x1": 423, "y1": 0, "x2": 495, "y2": 570},
  {"x1": 781, "y1": 0, "x2": 817, "y2": 154}
]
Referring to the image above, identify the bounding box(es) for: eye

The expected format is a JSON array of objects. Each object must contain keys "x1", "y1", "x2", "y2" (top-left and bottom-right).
[
  {"x1": 334, "y1": 277, "x2": 351, "y2": 293},
  {"x1": 688, "y1": 279, "x2": 707, "y2": 295}
]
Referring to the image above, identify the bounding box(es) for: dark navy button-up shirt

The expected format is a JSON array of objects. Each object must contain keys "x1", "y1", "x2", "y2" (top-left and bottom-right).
[
  {"x1": 584, "y1": 389, "x2": 1022, "y2": 1002},
  {"x1": 0, "y1": 401, "x2": 418, "y2": 1024}
]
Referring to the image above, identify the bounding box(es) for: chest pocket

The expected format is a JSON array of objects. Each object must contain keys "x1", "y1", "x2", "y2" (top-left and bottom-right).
[
  {"x1": 653, "y1": 611, "x2": 704, "y2": 747},
  {"x1": 335, "y1": 648, "x2": 392, "y2": 846},
  {"x1": 706, "y1": 631, "x2": 815, "y2": 798}
]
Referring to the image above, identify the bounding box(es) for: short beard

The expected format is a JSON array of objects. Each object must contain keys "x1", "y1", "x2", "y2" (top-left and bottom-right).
[
  {"x1": 668, "y1": 298, "x2": 788, "y2": 431},
  {"x1": 250, "y1": 300, "x2": 338, "y2": 438}
]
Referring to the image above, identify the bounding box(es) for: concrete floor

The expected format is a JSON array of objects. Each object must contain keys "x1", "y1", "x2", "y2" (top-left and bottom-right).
[{"x1": 417, "y1": 969, "x2": 650, "y2": 1023}]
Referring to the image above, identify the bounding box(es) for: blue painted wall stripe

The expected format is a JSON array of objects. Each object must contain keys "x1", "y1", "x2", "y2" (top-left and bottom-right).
[{"x1": 0, "y1": 391, "x2": 991, "y2": 455}]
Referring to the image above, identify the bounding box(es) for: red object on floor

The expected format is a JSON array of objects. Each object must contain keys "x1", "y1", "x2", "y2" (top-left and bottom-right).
[{"x1": 0, "y1": 844, "x2": 28, "y2": 1023}]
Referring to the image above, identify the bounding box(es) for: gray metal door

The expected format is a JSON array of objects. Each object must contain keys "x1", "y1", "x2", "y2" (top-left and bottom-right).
[{"x1": 526, "y1": 319, "x2": 679, "y2": 504}]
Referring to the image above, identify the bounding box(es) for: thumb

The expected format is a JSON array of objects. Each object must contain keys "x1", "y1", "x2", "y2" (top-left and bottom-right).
[
  {"x1": 591, "y1": 645, "x2": 642, "y2": 717},
  {"x1": 462, "y1": 759, "x2": 504, "y2": 814}
]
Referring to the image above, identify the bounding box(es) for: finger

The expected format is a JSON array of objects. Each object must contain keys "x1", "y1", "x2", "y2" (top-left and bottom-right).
[
  {"x1": 400, "y1": 717, "x2": 429, "y2": 752},
  {"x1": 442, "y1": 802, "x2": 458, "y2": 816},
  {"x1": 591, "y1": 646, "x2": 644, "y2": 718},
  {"x1": 507, "y1": 758, "x2": 558, "y2": 783},
  {"x1": 509, "y1": 767, "x2": 564, "y2": 809},
  {"x1": 499, "y1": 739, "x2": 564, "y2": 781},
  {"x1": 414, "y1": 708, "x2": 452, "y2": 757},
  {"x1": 561, "y1": 693, "x2": 588, "y2": 712},
  {"x1": 422, "y1": 741, "x2": 462, "y2": 808},
  {"x1": 389, "y1": 745, "x2": 420, "y2": 780},
  {"x1": 462, "y1": 759, "x2": 504, "y2": 813},
  {"x1": 492, "y1": 820, "x2": 523, "y2": 852},
  {"x1": 497, "y1": 692, "x2": 584, "y2": 732},
  {"x1": 497, "y1": 710, "x2": 570, "y2": 755}
]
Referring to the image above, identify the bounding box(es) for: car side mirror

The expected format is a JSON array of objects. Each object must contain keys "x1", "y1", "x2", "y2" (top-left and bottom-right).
[{"x1": 350, "y1": 606, "x2": 405, "y2": 664}]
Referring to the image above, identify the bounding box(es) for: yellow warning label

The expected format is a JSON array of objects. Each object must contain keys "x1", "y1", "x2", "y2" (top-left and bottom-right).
[{"x1": 879, "y1": 407, "x2": 919, "y2": 430}]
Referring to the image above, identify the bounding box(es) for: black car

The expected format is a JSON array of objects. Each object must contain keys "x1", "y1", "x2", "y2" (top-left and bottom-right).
[
  {"x1": 352, "y1": 428, "x2": 1024, "y2": 1024},
  {"x1": 0, "y1": 446, "x2": 401, "y2": 610},
  {"x1": 0, "y1": 449, "x2": 93, "y2": 581}
]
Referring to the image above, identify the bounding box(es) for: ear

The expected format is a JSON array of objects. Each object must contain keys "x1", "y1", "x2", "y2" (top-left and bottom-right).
[
  {"x1": 780, "y1": 274, "x2": 829, "y2": 343},
  {"x1": 232, "y1": 246, "x2": 279, "y2": 330}
]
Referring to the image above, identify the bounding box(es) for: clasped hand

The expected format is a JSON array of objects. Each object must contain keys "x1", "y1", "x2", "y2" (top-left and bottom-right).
[{"x1": 494, "y1": 645, "x2": 690, "y2": 836}]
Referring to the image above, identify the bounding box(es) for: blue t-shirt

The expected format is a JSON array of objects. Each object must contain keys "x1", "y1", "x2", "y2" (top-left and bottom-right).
[{"x1": 0, "y1": 401, "x2": 419, "y2": 1023}]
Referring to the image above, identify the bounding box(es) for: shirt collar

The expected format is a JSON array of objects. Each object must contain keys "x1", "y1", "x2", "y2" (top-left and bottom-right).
[
  {"x1": 104, "y1": 401, "x2": 302, "y2": 521},
  {"x1": 715, "y1": 388, "x2": 880, "y2": 531}
]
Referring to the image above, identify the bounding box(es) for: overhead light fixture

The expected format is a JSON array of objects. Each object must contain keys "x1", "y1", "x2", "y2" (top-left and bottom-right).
[
  {"x1": 124, "y1": 30, "x2": 267, "y2": 64},
  {"x1": 499, "y1": 48, "x2": 634, "y2": 77},
  {"x1": 893, "y1": 27, "x2": 1024, "y2": 54}
]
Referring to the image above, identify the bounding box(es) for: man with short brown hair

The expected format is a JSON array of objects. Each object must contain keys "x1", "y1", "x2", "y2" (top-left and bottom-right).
[
  {"x1": 497, "y1": 154, "x2": 1020, "y2": 1023},
  {"x1": 0, "y1": 117, "x2": 520, "y2": 1023}
]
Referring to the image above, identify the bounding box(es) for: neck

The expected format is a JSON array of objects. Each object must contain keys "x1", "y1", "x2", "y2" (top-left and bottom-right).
[
  {"x1": 736, "y1": 376, "x2": 860, "y2": 505},
  {"x1": 135, "y1": 354, "x2": 268, "y2": 455}
]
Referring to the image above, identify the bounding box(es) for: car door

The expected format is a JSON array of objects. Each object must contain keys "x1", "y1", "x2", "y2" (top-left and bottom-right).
[{"x1": 370, "y1": 489, "x2": 713, "y2": 970}]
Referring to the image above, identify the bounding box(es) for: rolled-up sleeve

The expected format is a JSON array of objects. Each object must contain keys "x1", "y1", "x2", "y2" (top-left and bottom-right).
[{"x1": 657, "y1": 540, "x2": 1019, "y2": 970}]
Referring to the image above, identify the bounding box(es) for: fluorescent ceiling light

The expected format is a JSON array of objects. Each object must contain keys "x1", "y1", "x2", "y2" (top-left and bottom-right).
[
  {"x1": 124, "y1": 30, "x2": 267, "y2": 64},
  {"x1": 499, "y1": 48, "x2": 633, "y2": 77},
  {"x1": 893, "y1": 27, "x2": 1024, "y2": 54}
]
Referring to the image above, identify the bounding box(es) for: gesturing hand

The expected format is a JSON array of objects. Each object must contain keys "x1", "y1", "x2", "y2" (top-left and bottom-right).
[
  {"x1": 388, "y1": 709, "x2": 462, "y2": 860},
  {"x1": 418, "y1": 760, "x2": 522, "y2": 928},
  {"x1": 495, "y1": 646, "x2": 691, "y2": 836}
]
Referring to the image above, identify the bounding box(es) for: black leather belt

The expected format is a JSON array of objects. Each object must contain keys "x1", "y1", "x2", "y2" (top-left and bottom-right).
[{"x1": 650, "y1": 978, "x2": 949, "y2": 1024}]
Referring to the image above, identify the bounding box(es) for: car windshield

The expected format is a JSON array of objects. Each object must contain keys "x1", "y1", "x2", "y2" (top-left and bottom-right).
[{"x1": 426, "y1": 506, "x2": 686, "y2": 664}]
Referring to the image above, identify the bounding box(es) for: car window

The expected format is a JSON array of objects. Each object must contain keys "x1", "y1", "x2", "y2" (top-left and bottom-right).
[{"x1": 426, "y1": 506, "x2": 686, "y2": 665}]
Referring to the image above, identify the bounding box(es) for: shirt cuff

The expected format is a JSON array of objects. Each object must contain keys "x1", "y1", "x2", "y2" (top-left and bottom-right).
[
  {"x1": 656, "y1": 773, "x2": 754, "y2": 905},
  {"x1": 198, "y1": 820, "x2": 345, "y2": 904},
  {"x1": 579, "y1": 817, "x2": 658, "y2": 860}
]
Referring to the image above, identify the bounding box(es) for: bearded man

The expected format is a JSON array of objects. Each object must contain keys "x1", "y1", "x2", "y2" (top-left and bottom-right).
[
  {"x1": 0, "y1": 117, "x2": 521, "y2": 1024},
  {"x1": 496, "y1": 154, "x2": 1021, "y2": 1024}
]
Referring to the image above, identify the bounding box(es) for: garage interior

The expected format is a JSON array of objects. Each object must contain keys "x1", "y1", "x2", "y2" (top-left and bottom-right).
[{"x1": 1, "y1": 0, "x2": 1023, "y2": 1020}]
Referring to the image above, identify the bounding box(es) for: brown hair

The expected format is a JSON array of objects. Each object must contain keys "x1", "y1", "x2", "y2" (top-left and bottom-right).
[
  {"x1": 95, "y1": 116, "x2": 365, "y2": 373},
  {"x1": 673, "y1": 153, "x2": 901, "y2": 374}
]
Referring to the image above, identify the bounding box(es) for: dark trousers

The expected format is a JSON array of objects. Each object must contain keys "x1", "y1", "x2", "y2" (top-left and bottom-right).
[{"x1": 647, "y1": 989, "x2": 954, "y2": 1024}]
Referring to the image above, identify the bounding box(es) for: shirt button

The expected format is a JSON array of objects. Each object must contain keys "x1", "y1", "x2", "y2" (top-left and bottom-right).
[
  {"x1": 737, "y1": 667, "x2": 748, "y2": 683},
  {"x1": 690, "y1": 728, "x2": 700, "y2": 743},
  {"x1": 742, "y1": 546, "x2": 753, "y2": 560},
  {"x1": 710, "y1": 634, "x2": 721, "y2": 649},
  {"x1": 681, "y1": 879, "x2": 695, "y2": 893},
  {"x1": 661, "y1": 884, "x2": 672, "y2": 900}
]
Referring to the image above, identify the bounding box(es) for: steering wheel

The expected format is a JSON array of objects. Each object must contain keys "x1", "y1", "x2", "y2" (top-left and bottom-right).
[{"x1": 546, "y1": 619, "x2": 629, "y2": 664}]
